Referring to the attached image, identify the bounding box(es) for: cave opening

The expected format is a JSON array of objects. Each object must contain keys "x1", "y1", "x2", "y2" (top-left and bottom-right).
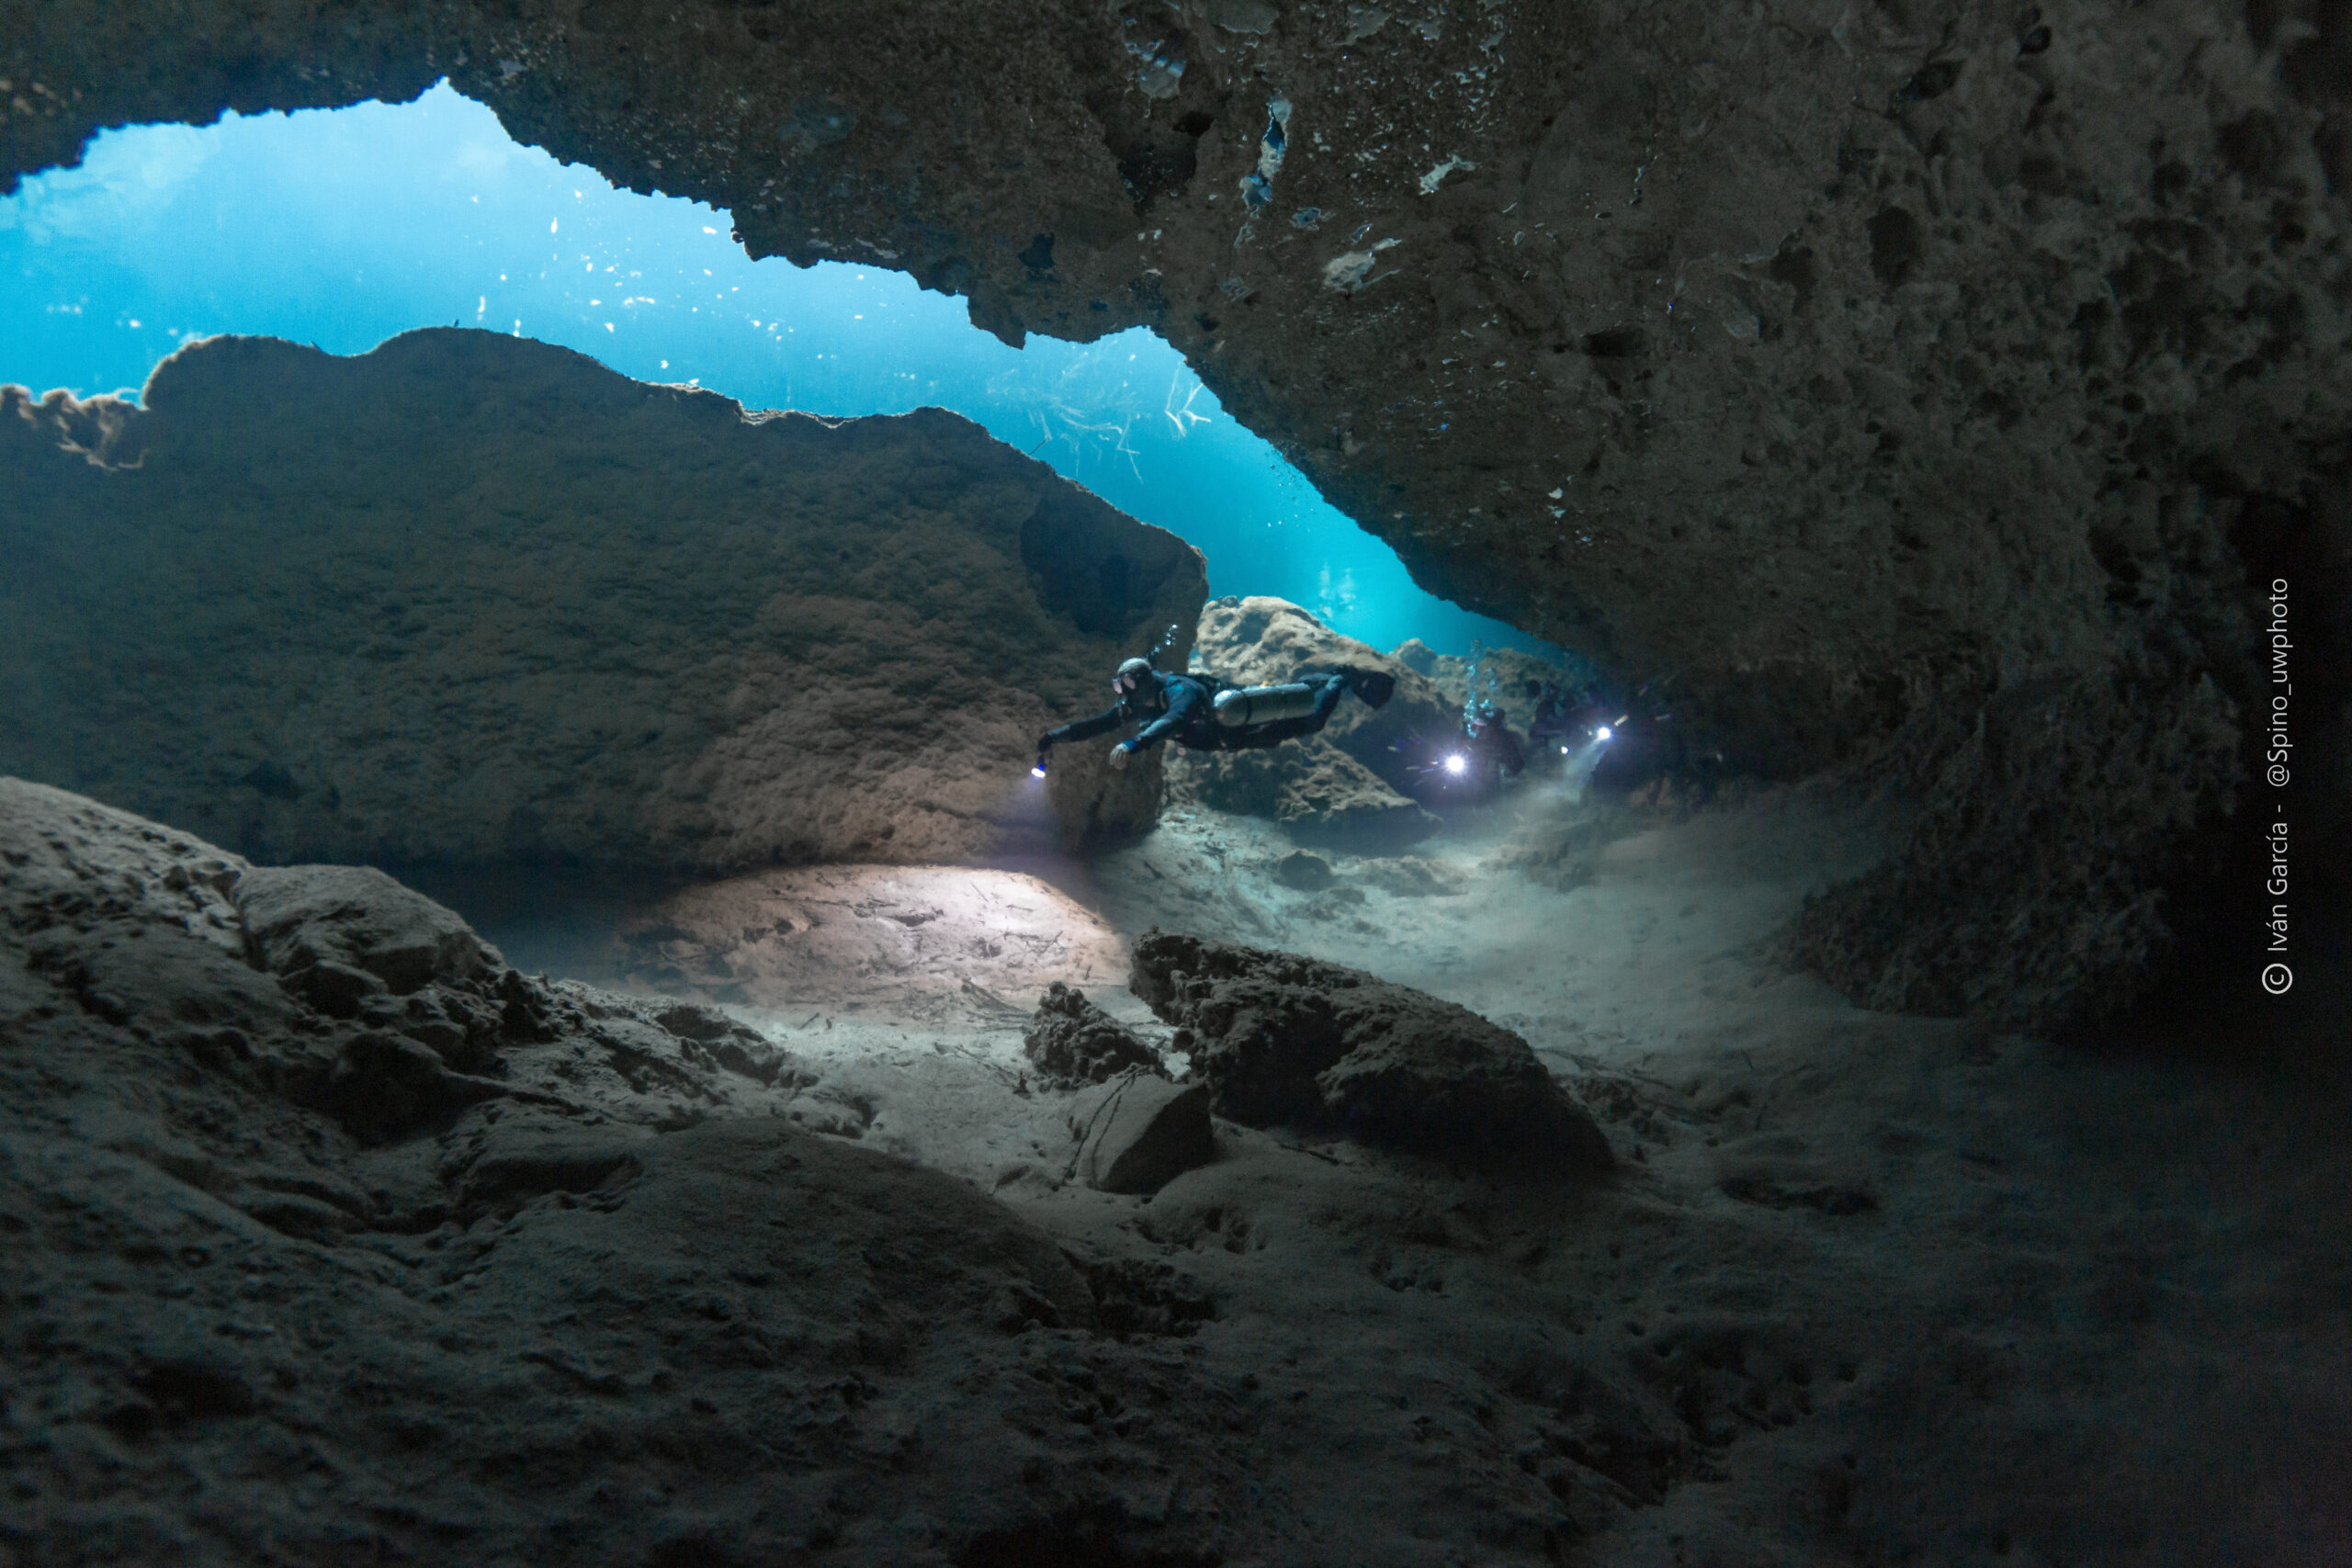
[{"x1": 0, "y1": 79, "x2": 1551, "y2": 662}]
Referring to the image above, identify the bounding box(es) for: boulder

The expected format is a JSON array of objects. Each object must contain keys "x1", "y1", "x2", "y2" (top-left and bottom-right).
[
  {"x1": 0, "y1": 774, "x2": 560, "y2": 1121},
  {"x1": 1170, "y1": 597, "x2": 1448, "y2": 848},
  {"x1": 1044, "y1": 733, "x2": 1165, "y2": 852},
  {"x1": 1172, "y1": 740, "x2": 1437, "y2": 852},
  {"x1": 313, "y1": 1028, "x2": 514, "y2": 1142},
  {"x1": 1069, "y1": 1073, "x2": 1216, "y2": 1195},
  {"x1": 234, "y1": 863, "x2": 492, "y2": 998},
  {"x1": 0, "y1": 332, "x2": 1204, "y2": 872},
  {"x1": 1358, "y1": 856, "x2": 1469, "y2": 898},
  {"x1": 1190, "y1": 597, "x2": 1453, "y2": 797},
  {"x1": 1389, "y1": 638, "x2": 1443, "y2": 679},
  {"x1": 1271, "y1": 851, "x2": 1335, "y2": 891},
  {"x1": 1023, "y1": 982, "x2": 1163, "y2": 1087},
  {"x1": 1129, "y1": 930, "x2": 1611, "y2": 1172}
]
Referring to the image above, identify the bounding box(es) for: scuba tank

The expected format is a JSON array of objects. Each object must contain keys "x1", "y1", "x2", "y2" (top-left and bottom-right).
[{"x1": 1212, "y1": 681, "x2": 1322, "y2": 728}]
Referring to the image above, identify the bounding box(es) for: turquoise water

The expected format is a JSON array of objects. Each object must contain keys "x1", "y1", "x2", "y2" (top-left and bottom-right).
[{"x1": 0, "y1": 82, "x2": 1554, "y2": 659}]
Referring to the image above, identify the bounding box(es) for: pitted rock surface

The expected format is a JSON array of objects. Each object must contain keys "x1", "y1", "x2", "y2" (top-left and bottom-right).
[
  {"x1": 1023, "y1": 980, "x2": 1165, "y2": 1087},
  {"x1": 1795, "y1": 665, "x2": 2243, "y2": 1032},
  {"x1": 1129, "y1": 928, "x2": 1611, "y2": 1170},
  {"x1": 1, "y1": 331, "x2": 1202, "y2": 869}
]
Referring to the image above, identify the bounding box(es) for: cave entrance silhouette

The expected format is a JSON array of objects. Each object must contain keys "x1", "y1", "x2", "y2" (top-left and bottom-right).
[{"x1": 0, "y1": 79, "x2": 1559, "y2": 662}]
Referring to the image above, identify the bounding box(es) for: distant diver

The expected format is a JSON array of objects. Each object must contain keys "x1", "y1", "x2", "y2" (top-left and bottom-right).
[
  {"x1": 1526, "y1": 677, "x2": 1610, "y2": 766},
  {"x1": 1035, "y1": 657, "x2": 1394, "y2": 774},
  {"x1": 1461, "y1": 699, "x2": 1528, "y2": 794},
  {"x1": 1406, "y1": 698, "x2": 1526, "y2": 804},
  {"x1": 1526, "y1": 679, "x2": 1577, "y2": 755}
]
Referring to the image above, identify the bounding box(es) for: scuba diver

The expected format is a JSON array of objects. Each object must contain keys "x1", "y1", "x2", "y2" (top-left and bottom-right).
[
  {"x1": 1462, "y1": 700, "x2": 1527, "y2": 795},
  {"x1": 1035, "y1": 657, "x2": 1394, "y2": 773},
  {"x1": 1405, "y1": 699, "x2": 1526, "y2": 805},
  {"x1": 1585, "y1": 676, "x2": 1679, "y2": 795},
  {"x1": 1526, "y1": 679, "x2": 1578, "y2": 763}
]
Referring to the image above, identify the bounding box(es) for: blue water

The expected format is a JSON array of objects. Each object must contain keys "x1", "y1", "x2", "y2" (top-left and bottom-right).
[{"x1": 0, "y1": 82, "x2": 1554, "y2": 659}]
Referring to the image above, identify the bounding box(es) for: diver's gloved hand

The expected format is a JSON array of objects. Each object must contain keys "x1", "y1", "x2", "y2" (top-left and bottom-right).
[{"x1": 1107, "y1": 741, "x2": 1135, "y2": 772}]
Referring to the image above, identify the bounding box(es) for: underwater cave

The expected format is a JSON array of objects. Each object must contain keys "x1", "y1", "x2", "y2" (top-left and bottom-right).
[{"x1": 1, "y1": 4, "x2": 2347, "y2": 1565}]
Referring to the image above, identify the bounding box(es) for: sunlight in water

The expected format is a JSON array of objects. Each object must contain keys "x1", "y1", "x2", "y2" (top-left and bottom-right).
[{"x1": 0, "y1": 81, "x2": 1558, "y2": 659}]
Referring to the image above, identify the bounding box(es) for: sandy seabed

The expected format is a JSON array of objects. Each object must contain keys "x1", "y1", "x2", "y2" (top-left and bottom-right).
[
  {"x1": 483, "y1": 777, "x2": 2351, "y2": 1566},
  {"x1": 6, "y1": 767, "x2": 2346, "y2": 1567}
]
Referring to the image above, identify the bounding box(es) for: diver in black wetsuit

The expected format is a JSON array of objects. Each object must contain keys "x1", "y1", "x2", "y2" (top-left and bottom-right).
[
  {"x1": 1463, "y1": 699, "x2": 1527, "y2": 793},
  {"x1": 1526, "y1": 680, "x2": 1575, "y2": 763},
  {"x1": 1036, "y1": 658, "x2": 1385, "y2": 773},
  {"x1": 1404, "y1": 698, "x2": 1526, "y2": 805}
]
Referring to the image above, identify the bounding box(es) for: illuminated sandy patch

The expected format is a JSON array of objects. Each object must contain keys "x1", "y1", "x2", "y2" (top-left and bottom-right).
[{"x1": 607, "y1": 863, "x2": 1127, "y2": 1025}]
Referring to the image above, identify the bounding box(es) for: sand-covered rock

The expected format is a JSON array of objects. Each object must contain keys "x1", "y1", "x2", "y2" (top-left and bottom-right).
[
  {"x1": 1068, "y1": 1073, "x2": 1214, "y2": 1195},
  {"x1": 1129, "y1": 929, "x2": 1612, "y2": 1171},
  {"x1": 0, "y1": 331, "x2": 1204, "y2": 870},
  {"x1": 0, "y1": 776, "x2": 1227, "y2": 1564},
  {"x1": 234, "y1": 863, "x2": 492, "y2": 1012},
  {"x1": 1172, "y1": 738, "x2": 1438, "y2": 851}
]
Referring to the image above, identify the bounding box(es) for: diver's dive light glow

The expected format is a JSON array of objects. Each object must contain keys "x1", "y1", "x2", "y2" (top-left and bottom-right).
[
  {"x1": 1031, "y1": 766, "x2": 1047, "y2": 779},
  {"x1": 1595, "y1": 726, "x2": 1613, "y2": 741},
  {"x1": 1443, "y1": 754, "x2": 1467, "y2": 775}
]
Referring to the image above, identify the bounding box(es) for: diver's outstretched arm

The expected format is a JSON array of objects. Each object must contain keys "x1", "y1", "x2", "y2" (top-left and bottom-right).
[{"x1": 1040, "y1": 706, "x2": 1128, "y2": 750}]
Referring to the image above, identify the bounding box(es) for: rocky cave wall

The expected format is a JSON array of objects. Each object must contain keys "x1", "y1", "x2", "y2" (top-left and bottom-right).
[
  {"x1": 0, "y1": 330, "x2": 1204, "y2": 869},
  {"x1": 3, "y1": 0, "x2": 2346, "y2": 1028}
]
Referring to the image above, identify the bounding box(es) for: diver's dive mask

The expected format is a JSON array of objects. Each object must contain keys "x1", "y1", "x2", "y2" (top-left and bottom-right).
[{"x1": 1112, "y1": 658, "x2": 1155, "y2": 699}]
